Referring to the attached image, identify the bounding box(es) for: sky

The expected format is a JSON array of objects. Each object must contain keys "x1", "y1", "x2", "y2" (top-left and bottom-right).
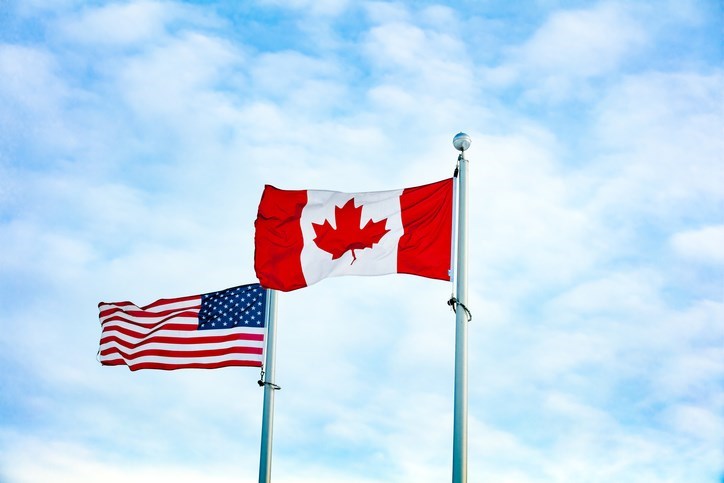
[{"x1": 0, "y1": 0, "x2": 722, "y2": 482}]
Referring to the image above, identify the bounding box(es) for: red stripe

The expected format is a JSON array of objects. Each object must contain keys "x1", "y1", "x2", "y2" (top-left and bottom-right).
[
  {"x1": 142, "y1": 294, "x2": 201, "y2": 310},
  {"x1": 99, "y1": 295, "x2": 201, "y2": 312},
  {"x1": 398, "y1": 178, "x2": 453, "y2": 281},
  {"x1": 100, "y1": 323, "x2": 196, "y2": 339},
  {"x1": 254, "y1": 184, "x2": 308, "y2": 291},
  {"x1": 99, "y1": 306, "x2": 200, "y2": 320},
  {"x1": 100, "y1": 346, "x2": 263, "y2": 360},
  {"x1": 100, "y1": 311, "x2": 200, "y2": 328},
  {"x1": 102, "y1": 360, "x2": 263, "y2": 371},
  {"x1": 99, "y1": 306, "x2": 136, "y2": 318},
  {"x1": 100, "y1": 332, "x2": 264, "y2": 349}
]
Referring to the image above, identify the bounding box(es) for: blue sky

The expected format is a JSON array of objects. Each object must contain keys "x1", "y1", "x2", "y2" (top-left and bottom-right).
[{"x1": 1, "y1": 1, "x2": 722, "y2": 482}]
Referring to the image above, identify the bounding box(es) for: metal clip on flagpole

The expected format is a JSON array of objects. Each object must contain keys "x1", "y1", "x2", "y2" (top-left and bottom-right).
[
  {"x1": 451, "y1": 132, "x2": 470, "y2": 483},
  {"x1": 258, "y1": 368, "x2": 281, "y2": 390},
  {"x1": 258, "y1": 289, "x2": 279, "y2": 483}
]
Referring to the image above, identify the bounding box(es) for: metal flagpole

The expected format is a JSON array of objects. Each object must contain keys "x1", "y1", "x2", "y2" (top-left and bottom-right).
[
  {"x1": 451, "y1": 132, "x2": 471, "y2": 483},
  {"x1": 258, "y1": 288, "x2": 279, "y2": 483}
]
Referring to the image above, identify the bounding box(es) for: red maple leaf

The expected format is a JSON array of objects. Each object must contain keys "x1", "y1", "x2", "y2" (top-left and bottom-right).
[{"x1": 312, "y1": 198, "x2": 390, "y2": 264}]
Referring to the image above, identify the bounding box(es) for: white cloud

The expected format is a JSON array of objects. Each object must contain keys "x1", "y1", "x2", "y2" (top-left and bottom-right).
[
  {"x1": 467, "y1": 130, "x2": 603, "y2": 302},
  {"x1": 12, "y1": 0, "x2": 84, "y2": 15},
  {"x1": 0, "y1": 44, "x2": 76, "y2": 152},
  {"x1": 547, "y1": 270, "x2": 663, "y2": 317},
  {"x1": 55, "y1": 1, "x2": 183, "y2": 46},
  {"x1": 258, "y1": 0, "x2": 350, "y2": 17},
  {"x1": 361, "y1": 5, "x2": 475, "y2": 107},
  {"x1": 514, "y1": 3, "x2": 647, "y2": 78},
  {"x1": 490, "y1": 2, "x2": 650, "y2": 102},
  {"x1": 664, "y1": 403, "x2": 724, "y2": 442},
  {"x1": 588, "y1": 70, "x2": 724, "y2": 218},
  {"x1": 0, "y1": 45, "x2": 63, "y2": 110},
  {"x1": 648, "y1": 300, "x2": 724, "y2": 396},
  {"x1": 671, "y1": 225, "x2": 724, "y2": 264},
  {"x1": 0, "y1": 435, "x2": 258, "y2": 483},
  {"x1": 363, "y1": 2, "x2": 410, "y2": 24},
  {"x1": 249, "y1": 50, "x2": 349, "y2": 112},
  {"x1": 117, "y1": 31, "x2": 241, "y2": 117}
]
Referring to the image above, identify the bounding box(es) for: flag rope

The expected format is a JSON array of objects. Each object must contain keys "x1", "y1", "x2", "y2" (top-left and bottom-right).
[{"x1": 447, "y1": 297, "x2": 472, "y2": 322}]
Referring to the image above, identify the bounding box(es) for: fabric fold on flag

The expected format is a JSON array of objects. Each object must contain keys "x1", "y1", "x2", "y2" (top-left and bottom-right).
[
  {"x1": 255, "y1": 178, "x2": 453, "y2": 292},
  {"x1": 98, "y1": 283, "x2": 266, "y2": 371}
]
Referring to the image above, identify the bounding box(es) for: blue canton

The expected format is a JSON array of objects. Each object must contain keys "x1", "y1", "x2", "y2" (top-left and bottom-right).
[{"x1": 198, "y1": 284, "x2": 267, "y2": 330}]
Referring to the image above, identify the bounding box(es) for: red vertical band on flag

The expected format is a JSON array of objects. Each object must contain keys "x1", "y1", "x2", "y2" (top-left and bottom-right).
[
  {"x1": 254, "y1": 185, "x2": 308, "y2": 291},
  {"x1": 398, "y1": 178, "x2": 453, "y2": 281}
]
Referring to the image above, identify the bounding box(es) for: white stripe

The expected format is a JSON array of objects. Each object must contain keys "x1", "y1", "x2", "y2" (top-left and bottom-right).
[
  {"x1": 100, "y1": 338, "x2": 265, "y2": 355},
  {"x1": 100, "y1": 317, "x2": 199, "y2": 334},
  {"x1": 99, "y1": 298, "x2": 200, "y2": 311},
  {"x1": 104, "y1": 353, "x2": 264, "y2": 367},
  {"x1": 100, "y1": 326, "x2": 265, "y2": 344},
  {"x1": 99, "y1": 309, "x2": 200, "y2": 325}
]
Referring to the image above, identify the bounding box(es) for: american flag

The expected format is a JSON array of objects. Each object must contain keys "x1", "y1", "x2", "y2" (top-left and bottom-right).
[{"x1": 98, "y1": 284, "x2": 266, "y2": 371}]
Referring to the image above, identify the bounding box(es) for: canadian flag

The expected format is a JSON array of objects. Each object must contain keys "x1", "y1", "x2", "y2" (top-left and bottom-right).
[{"x1": 254, "y1": 178, "x2": 453, "y2": 292}]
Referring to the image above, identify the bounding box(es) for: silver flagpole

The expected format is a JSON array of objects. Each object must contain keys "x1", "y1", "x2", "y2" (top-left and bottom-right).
[
  {"x1": 258, "y1": 288, "x2": 279, "y2": 483},
  {"x1": 452, "y1": 132, "x2": 471, "y2": 483}
]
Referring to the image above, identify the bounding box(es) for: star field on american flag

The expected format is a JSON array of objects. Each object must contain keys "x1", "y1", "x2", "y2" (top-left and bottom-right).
[{"x1": 198, "y1": 284, "x2": 267, "y2": 330}]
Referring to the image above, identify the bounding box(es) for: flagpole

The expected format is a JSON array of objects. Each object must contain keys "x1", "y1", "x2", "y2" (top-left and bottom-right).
[
  {"x1": 258, "y1": 288, "x2": 279, "y2": 483},
  {"x1": 452, "y1": 132, "x2": 471, "y2": 483}
]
